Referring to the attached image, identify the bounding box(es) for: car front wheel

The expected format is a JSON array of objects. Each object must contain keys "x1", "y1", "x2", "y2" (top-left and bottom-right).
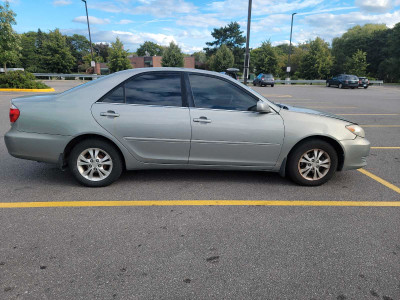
[
  {"x1": 326, "y1": 82, "x2": 330, "y2": 87},
  {"x1": 287, "y1": 139, "x2": 338, "y2": 186},
  {"x1": 338, "y1": 83, "x2": 343, "y2": 89},
  {"x1": 68, "y1": 139, "x2": 123, "y2": 187}
]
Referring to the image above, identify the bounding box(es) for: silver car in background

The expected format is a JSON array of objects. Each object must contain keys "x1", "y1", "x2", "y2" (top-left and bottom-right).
[{"x1": 5, "y1": 68, "x2": 370, "y2": 187}]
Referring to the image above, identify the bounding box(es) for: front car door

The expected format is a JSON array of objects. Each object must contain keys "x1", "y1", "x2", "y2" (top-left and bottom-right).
[
  {"x1": 187, "y1": 73, "x2": 284, "y2": 168},
  {"x1": 91, "y1": 71, "x2": 191, "y2": 164}
]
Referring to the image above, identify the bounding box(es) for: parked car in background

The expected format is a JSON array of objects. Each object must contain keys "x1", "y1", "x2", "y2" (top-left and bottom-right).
[
  {"x1": 358, "y1": 77, "x2": 369, "y2": 89},
  {"x1": 220, "y1": 68, "x2": 239, "y2": 80},
  {"x1": 253, "y1": 73, "x2": 275, "y2": 87},
  {"x1": 326, "y1": 74, "x2": 359, "y2": 89},
  {"x1": 5, "y1": 68, "x2": 370, "y2": 187}
]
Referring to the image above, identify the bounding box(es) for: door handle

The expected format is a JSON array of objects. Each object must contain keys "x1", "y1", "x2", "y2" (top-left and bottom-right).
[
  {"x1": 193, "y1": 117, "x2": 211, "y2": 123},
  {"x1": 100, "y1": 111, "x2": 120, "y2": 118}
]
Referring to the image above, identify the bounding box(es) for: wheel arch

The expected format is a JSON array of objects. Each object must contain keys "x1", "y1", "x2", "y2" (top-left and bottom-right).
[
  {"x1": 62, "y1": 134, "x2": 127, "y2": 170},
  {"x1": 281, "y1": 135, "x2": 345, "y2": 176}
]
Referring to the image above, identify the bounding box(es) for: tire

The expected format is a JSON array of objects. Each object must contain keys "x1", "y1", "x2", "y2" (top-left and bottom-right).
[
  {"x1": 271, "y1": 84, "x2": 274, "y2": 87},
  {"x1": 338, "y1": 83, "x2": 343, "y2": 89},
  {"x1": 68, "y1": 139, "x2": 123, "y2": 187},
  {"x1": 351, "y1": 87, "x2": 355, "y2": 89},
  {"x1": 326, "y1": 82, "x2": 330, "y2": 87},
  {"x1": 364, "y1": 86, "x2": 368, "y2": 89},
  {"x1": 253, "y1": 82, "x2": 256, "y2": 86},
  {"x1": 286, "y1": 139, "x2": 338, "y2": 186}
]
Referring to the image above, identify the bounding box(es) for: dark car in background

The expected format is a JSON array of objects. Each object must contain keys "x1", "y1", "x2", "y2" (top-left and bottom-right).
[
  {"x1": 253, "y1": 73, "x2": 275, "y2": 87},
  {"x1": 326, "y1": 74, "x2": 359, "y2": 89},
  {"x1": 358, "y1": 77, "x2": 369, "y2": 89}
]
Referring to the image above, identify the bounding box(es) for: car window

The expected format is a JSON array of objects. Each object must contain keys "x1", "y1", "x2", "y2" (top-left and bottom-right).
[
  {"x1": 189, "y1": 74, "x2": 257, "y2": 111},
  {"x1": 125, "y1": 72, "x2": 182, "y2": 107},
  {"x1": 265, "y1": 74, "x2": 273, "y2": 78},
  {"x1": 101, "y1": 86, "x2": 124, "y2": 103}
]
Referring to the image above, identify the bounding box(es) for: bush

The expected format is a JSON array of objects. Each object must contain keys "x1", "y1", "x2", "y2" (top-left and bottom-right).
[{"x1": 0, "y1": 71, "x2": 50, "y2": 89}]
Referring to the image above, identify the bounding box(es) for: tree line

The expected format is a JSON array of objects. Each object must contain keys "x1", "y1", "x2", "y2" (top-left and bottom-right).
[{"x1": 1, "y1": 1, "x2": 399, "y2": 81}]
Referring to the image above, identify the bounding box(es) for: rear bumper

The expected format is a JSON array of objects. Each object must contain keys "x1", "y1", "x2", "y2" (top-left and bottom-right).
[
  {"x1": 4, "y1": 128, "x2": 70, "y2": 164},
  {"x1": 340, "y1": 138, "x2": 370, "y2": 171}
]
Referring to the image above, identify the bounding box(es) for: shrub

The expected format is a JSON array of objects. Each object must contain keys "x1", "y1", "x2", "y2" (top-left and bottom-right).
[{"x1": 0, "y1": 71, "x2": 50, "y2": 89}]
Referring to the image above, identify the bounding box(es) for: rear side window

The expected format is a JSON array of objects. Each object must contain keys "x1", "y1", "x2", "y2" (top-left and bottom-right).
[
  {"x1": 189, "y1": 74, "x2": 257, "y2": 111},
  {"x1": 125, "y1": 73, "x2": 182, "y2": 106},
  {"x1": 102, "y1": 86, "x2": 124, "y2": 103}
]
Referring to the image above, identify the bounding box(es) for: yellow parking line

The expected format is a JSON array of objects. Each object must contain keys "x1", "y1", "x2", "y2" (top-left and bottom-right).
[
  {"x1": 263, "y1": 95, "x2": 293, "y2": 98},
  {"x1": 371, "y1": 147, "x2": 400, "y2": 149},
  {"x1": 338, "y1": 114, "x2": 400, "y2": 116},
  {"x1": 358, "y1": 169, "x2": 400, "y2": 194},
  {"x1": 0, "y1": 200, "x2": 400, "y2": 208},
  {"x1": 361, "y1": 125, "x2": 400, "y2": 127}
]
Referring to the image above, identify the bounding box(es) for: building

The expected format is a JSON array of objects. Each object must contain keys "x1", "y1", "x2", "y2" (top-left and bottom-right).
[{"x1": 129, "y1": 56, "x2": 195, "y2": 69}]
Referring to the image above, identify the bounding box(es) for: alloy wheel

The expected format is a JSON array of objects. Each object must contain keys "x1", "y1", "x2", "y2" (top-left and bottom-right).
[
  {"x1": 297, "y1": 149, "x2": 331, "y2": 181},
  {"x1": 76, "y1": 148, "x2": 113, "y2": 181}
]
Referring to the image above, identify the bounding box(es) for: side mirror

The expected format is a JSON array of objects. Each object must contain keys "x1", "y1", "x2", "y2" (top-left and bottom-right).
[{"x1": 256, "y1": 100, "x2": 271, "y2": 113}]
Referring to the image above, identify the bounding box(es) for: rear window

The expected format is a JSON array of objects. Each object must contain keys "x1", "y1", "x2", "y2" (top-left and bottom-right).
[
  {"x1": 345, "y1": 75, "x2": 358, "y2": 80},
  {"x1": 265, "y1": 74, "x2": 273, "y2": 78}
]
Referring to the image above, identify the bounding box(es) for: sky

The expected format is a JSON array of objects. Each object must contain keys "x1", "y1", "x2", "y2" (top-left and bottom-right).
[{"x1": 6, "y1": 0, "x2": 400, "y2": 53}]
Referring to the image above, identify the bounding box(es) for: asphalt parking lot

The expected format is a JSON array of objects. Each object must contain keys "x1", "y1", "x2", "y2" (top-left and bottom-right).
[{"x1": 0, "y1": 80, "x2": 399, "y2": 299}]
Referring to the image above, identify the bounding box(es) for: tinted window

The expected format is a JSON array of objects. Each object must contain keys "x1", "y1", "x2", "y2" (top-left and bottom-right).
[
  {"x1": 265, "y1": 74, "x2": 273, "y2": 78},
  {"x1": 345, "y1": 75, "x2": 358, "y2": 80},
  {"x1": 102, "y1": 86, "x2": 124, "y2": 103},
  {"x1": 125, "y1": 73, "x2": 182, "y2": 106},
  {"x1": 189, "y1": 74, "x2": 257, "y2": 111}
]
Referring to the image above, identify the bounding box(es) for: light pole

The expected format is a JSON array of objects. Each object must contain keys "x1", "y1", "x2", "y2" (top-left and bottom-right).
[
  {"x1": 243, "y1": 0, "x2": 252, "y2": 85},
  {"x1": 82, "y1": 0, "x2": 94, "y2": 65},
  {"x1": 286, "y1": 12, "x2": 297, "y2": 80}
]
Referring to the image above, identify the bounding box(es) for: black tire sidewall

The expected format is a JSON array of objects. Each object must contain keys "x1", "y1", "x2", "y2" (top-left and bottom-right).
[
  {"x1": 68, "y1": 139, "x2": 123, "y2": 187},
  {"x1": 287, "y1": 140, "x2": 338, "y2": 186}
]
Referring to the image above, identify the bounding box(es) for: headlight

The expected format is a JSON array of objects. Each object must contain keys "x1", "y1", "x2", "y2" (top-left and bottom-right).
[{"x1": 346, "y1": 125, "x2": 365, "y2": 138}]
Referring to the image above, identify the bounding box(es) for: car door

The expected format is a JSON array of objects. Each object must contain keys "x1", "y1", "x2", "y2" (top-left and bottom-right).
[
  {"x1": 187, "y1": 73, "x2": 284, "y2": 167},
  {"x1": 91, "y1": 71, "x2": 191, "y2": 164}
]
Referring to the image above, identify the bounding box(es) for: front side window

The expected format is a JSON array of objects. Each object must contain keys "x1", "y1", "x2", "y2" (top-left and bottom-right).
[
  {"x1": 125, "y1": 73, "x2": 182, "y2": 106},
  {"x1": 189, "y1": 74, "x2": 257, "y2": 111}
]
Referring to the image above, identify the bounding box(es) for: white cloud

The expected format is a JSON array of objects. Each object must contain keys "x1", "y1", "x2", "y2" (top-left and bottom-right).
[
  {"x1": 355, "y1": 0, "x2": 393, "y2": 12},
  {"x1": 117, "y1": 19, "x2": 134, "y2": 24},
  {"x1": 53, "y1": 0, "x2": 72, "y2": 5},
  {"x1": 73, "y1": 16, "x2": 111, "y2": 25},
  {"x1": 176, "y1": 14, "x2": 225, "y2": 28}
]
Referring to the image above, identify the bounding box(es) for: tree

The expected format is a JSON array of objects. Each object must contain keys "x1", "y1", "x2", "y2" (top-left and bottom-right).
[
  {"x1": 209, "y1": 45, "x2": 234, "y2": 72},
  {"x1": 251, "y1": 41, "x2": 278, "y2": 75},
  {"x1": 66, "y1": 34, "x2": 91, "y2": 71},
  {"x1": 108, "y1": 37, "x2": 132, "y2": 72},
  {"x1": 40, "y1": 29, "x2": 75, "y2": 73},
  {"x1": 204, "y1": 22, "x2": 246, "y2": 69},
  {"x1": 192, "y1": 51, "x2": 207, "y2": 69},
  {"x1": 0, "y1": 1, "x2": 20, "y2": 73},
  {"x1": 136, "y1": 41, "x2": 163, "y2": 56},
  {"x1": 93, "y1": 43, "x2": 110, "y2": 62},
  {"x1": 345, "y1": 49, "x2": 368, "y2": 76},
  {"x1": 299, "y1": 38, "x2": 333, "y2": 79},
  {"x1": 161, "y1": 41, "x2": 184, "y2": 67}
]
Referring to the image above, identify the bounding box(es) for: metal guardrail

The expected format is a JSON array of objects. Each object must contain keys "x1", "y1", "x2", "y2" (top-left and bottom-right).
[
  {"x1": 33, "y1": 73, "x2": 103, "y2": 80},
  {"x1": 33, "y1": 74, "x2": 384, "y2": 86}
]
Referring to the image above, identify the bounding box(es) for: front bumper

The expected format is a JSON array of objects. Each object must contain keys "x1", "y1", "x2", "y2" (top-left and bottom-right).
[
  {"x1": 4, "y1": 127, "x2": 70, "y2": 164},
  {"x1": 340, "y1": 137, "x2": 370, "y2": 170}
]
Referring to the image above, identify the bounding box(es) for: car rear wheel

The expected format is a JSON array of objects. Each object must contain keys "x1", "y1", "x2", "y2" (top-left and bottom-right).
[
  {"x1": 364, "y1": 86, "x2": 368, "y2": 89},
  {"x1": 68, "y1": 139, "x2": 123, "y2": 187},
  {"x1": 338, "y1": 83, "x2": 343, "y2": 89},
  {"x1": 287, "y1": 139, "x2": 338, "y2": 186},
  {"x1": 326, "y1": 82, "x2": 330, "y2": 87},
  {"x1": 271, "y1": 84, "x2": 274, "y2": 87}
]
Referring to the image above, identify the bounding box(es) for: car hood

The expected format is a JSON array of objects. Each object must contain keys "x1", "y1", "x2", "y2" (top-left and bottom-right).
[{"x1": 276, "y1": 103, "x2": 355, "y2": 123}]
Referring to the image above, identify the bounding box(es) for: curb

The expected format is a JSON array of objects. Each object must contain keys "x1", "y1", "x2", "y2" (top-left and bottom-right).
[{"x1": 0, "y1": 88, "x2": 55, "y2": 93}]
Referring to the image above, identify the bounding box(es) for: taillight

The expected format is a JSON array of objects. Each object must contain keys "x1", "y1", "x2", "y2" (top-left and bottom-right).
[
  {"x1": 345, "y1": 80, "x2": 348, "y2": 83},
  {"x1": 9, "y1": 104, "x2": 20, "y2": 123}
]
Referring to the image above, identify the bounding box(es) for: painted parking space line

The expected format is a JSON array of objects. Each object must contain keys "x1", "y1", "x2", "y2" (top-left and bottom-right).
[
  {"x1": 338, "y1": 114, "x2": 400, "y2": 116},
  {"x1": 358, "y1": 169, "x2": 400, "y2": 195},
  {"x1": 262, "y1": 94, "x2": 293, "y2": 98},
  {"x1": 0, "y1": 200, "x2": 400, "y2": 208},
  {"x1": 370, "y1": 147, "x2": 400, "y2": 149},
  {"x1": 361, "y1": 125, "x2": 400, "y2": 127},
  {"x1": 306, "y1": 106, "x2": 358, "y2": 109}
]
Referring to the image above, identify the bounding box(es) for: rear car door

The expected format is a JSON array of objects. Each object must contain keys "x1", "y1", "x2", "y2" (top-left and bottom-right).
[
  {"x1": 91, "y1": 71, "x2": 191, "y2": 164},
  {"x1": 187, "y1": 74, "x2": 284, "y2": 167}
]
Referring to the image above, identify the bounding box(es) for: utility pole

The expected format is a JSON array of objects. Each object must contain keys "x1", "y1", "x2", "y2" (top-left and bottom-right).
[
  {"x1": 243, "y1": 0, "x2": 252, "y2": 85},
  {"x1": 82, "y1": 0, "x2": 94, "y2": 66},
  {"x1": 286, "y1": 12, "x2": 297, "y2": 80}
]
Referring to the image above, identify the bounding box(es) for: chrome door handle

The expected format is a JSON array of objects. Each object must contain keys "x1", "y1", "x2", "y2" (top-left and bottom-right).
[
  {"x1": 100, "y1": 111, "x2": 120, "y2": 118},
  {"x1": 193, "y1": 117, "x2": 211, "y2": 123}
]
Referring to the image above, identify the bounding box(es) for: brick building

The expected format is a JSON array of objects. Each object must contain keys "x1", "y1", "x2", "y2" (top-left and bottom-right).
[{"x1": 129, "y1": 56, "x2": 195, "y2": 69}]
